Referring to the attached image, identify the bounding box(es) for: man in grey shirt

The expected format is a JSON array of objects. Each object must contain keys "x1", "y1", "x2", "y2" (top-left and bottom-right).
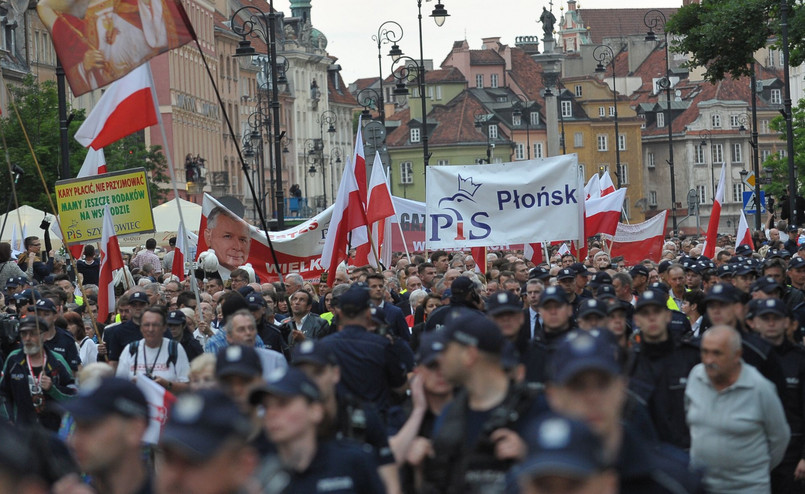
[{"x1": 685, "y1": 325, "x2": 790, "y2": 494}]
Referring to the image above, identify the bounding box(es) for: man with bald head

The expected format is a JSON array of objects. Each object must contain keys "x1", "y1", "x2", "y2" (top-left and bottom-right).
[{"x1": 685, "y1": 325, "x2": 790, "y2": 493}]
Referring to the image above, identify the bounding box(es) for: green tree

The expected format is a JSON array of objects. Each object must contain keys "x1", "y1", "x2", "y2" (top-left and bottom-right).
[
  {"x1": 101, "y1": 132, "x2": 170, "y2": 204},
  {"x1": 667, "y1": 0, "x2": 805, "y2": 82},
  {"x1": 761, "y1": 97, "x2": 805, "y2": 198},
  {"x1": 1, "y1": 75, "x2": 85, "y2": 212}
]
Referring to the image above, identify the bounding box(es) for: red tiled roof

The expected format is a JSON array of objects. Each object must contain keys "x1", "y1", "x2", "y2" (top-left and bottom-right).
[
  {"x1": 424, "y1": 67, "x2": 466, "y2": 84},
  {"x1": 386, "y1": 91, "x2": 488, "y2": 147},
  {"x1": 470, "y1": 50, "x2": 505, "y2": 65},
  {"x1": 580, "y1": 8, "x2": 678, "y2": 44},
  {"x1": 507, "y1": 48, "x2": 546, "y2": 106},
  {"x1": 328, "y1": 72, "x2": 358, "y2": 106},
  {"x1": 350, "y1": 77, "x2": 380, "y2": 92}
]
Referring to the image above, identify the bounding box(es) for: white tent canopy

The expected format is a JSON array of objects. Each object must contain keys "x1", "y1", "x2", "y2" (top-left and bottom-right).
[
  {"x1": 152, "y1": 198, "x2": 202, "y2": 234},
  {"x1": 0, "y1": 205, "x2": 49, "y2": 243}
]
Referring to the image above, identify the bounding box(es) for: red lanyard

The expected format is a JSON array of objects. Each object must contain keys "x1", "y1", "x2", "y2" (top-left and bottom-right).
[{"x1": 26, "y1": 352, "x2": 47, "y2": 387}]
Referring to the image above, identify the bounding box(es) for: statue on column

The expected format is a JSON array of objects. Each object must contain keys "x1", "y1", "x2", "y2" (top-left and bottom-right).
[{"x1": 540, "y1": 7, "x2": 556, "y2": 39}]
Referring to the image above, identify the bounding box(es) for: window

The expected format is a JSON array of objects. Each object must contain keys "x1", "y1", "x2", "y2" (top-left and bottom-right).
[
  {"x1": 561, "y1": 100, "x2": 573, "y2": 118},
  {"x1": 599, "y1": 107, "x2": 605, "y2": 117},
  {"x1": 488, "y1": 124, "x2": 498, "y2": 139},
  {"x1": 657, "y1": 112, "x2": 665, "y2": 128},
  {"x1": 762, "y1": 149, "x2": 771, "y2": 161},
  {"x1": 647, "y1": 152, "x2": 656, "y2": 168},
  {"x1": 733, "y1": 183, "x2": 744, "y2": 203},
  {"x1": 732, "y1": 143, "x2": 743, "y2": 163},
  {"x1": 475, "y1": 74, "x2": 484, "y2": 88},
  {"x1": 427, "y1": 86, "x2": 433, "y2": 99},
  {"x1": 760, "y1": 119, "x2": 770, "y2": 134},
  {"x1": 649, "y1": 191, "x2": 658, "y2": 206},
  {"x1": 400, "y1": 162, "x2": 413, "y2": 184},
  {"x1": 618, "y1": 163, "x2": 629, "y2": 185},
  {"x1": 597, "y1": 134, "x2": 608, "y2": 151},
  {"x1": 534, "y1": 142, "x2": 544, "y2": 158},
  {"x1": 779, "y1": 149, "x2": 787, "y2": 158},
  {"x1": 609, "y1": 106, "x2": 616, "y2": 117},
  {"x1": 515, "y1": 143, "x2": 525, "y2": 160},
  {"x1": 436, "y1": 159, "x2": 449, "y2": 166},
  {"x1": 712, "y1": 143, "x2": 724, "y2": 163},
  {"x1": 574, "y1": 132, "x2": 584, "y2": 148},
  {"x1": 769, "y1": 48, "x2": 776, "y2": 67},
  {"x1": 575, "y1": 84, "x2": 583, "y2": 97},
  {"x1": 618, "y1": 134, "x2": 626, "y2": 151},
  {"x1": 730, "y1": 115, "x2": 741, "y2": 128},
  {"x1": 711, "y1": 114, "x2": 721, "y2": 128},
  {"x1": 410, "y1": 127, "x2": 420, "y2": 143},
  {"x1": 530, "y1": 112, "x2": 540, "y2": 126},
  {"x1": 512, "y1": 114, "x2": 522, "y2": 126},
  {"x1": 436, "y1": 86, "x2": 442, "y2": 100},
  {"x1": 695, "y1": 145, "x2": 706, "y2": 164},
  {"x1": 490, "y1": 74, "x2": 499, "y2": 88},
  {"x1": 697, "y1": 185, "x2": 707, "y2": 204},
  {"x1": 771, "y1": 89, "x2": 782, "y2": 105}
]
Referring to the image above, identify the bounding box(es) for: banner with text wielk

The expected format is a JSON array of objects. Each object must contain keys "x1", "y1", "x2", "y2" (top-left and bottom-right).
[{"x1": 425, "y1": 156, "x2": 584, "y2": 249}]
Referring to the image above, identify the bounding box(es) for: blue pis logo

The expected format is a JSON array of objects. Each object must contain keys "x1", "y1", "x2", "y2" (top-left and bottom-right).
[{"x1": 431, "y1": 174, "x2": 492, "y2": 242}]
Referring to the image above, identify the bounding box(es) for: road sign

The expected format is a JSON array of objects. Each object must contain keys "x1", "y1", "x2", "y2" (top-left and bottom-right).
[
  {"x1": 743, "y1": 190, "x2": 766, "y2": 214},
  {"x1": 742, "y1": 171, "x2": 756, "y2": 189}
]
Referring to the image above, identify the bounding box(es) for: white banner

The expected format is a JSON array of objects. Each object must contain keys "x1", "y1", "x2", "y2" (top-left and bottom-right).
[{"x1": 425, "y1": 156, "x2": 584, "y2": 249}]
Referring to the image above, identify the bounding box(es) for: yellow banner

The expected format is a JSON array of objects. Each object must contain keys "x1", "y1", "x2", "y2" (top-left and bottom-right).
[{"x1": 55, "y1": 168, "x2": 155, "y2": 243}]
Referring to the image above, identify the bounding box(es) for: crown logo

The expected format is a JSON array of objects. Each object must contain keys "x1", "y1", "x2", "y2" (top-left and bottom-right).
[{"x1": 457, "y1": 174, "x2": 481, "y2": 197}]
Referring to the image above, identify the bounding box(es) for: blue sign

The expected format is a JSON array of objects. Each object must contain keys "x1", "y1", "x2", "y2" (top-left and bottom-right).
[{"x1": 743, "y1": 190, "x2": 766, "y2": 214}]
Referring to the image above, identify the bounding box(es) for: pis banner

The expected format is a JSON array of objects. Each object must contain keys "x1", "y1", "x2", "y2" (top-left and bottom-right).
[
  {"x1": 425, "y1": 156, "x2": 584, "y2": 249},
  {"x1": 55, "y1": 168, "x2": 155, "y2": 244}
]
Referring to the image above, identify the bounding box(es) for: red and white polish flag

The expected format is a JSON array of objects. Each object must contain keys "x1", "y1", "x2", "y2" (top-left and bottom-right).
[
  {"x1": 585, "y1": 188, "x2": 626, "y2": 237},
  {"x1": 607, "y1": 210, "x2": 668, "y2": 265},
  {"x1": 74, "y1": 64, "x2": 158, "y2": 150},
  {"x1": 735, "y1": 209, "x2": 753, "y2": 251},
  {"x1": 171, "y1": 219, "x2": 187, "y2": 281},
  {"x1": 599, "y1": 171, "x2": 616, "y2": 196},
  {"x1": 77, "y1": 148, "x2": 108, "y2": 178},
  {"x1": 584, "y1": 174, "x2": 601, "y2": 201},
  {"x1": 98, "y1": 204, "x2": 124, "y2": 319},
  {"x1": 702, "y1": 163, "x2": 726, "y2": 258},
  {"x1": 366, "y1": 152, "x2": 396, "y2": 268},
  {"x1": 524, "y1": 243, "x2": 544, "y2": 266}
]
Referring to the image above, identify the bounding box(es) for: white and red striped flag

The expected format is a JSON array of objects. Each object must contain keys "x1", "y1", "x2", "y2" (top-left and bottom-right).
[
  {"x1": 524, "y1": 243, "x2": 544, "y2": 266},
  {"x1": 585, "y1": 188, "x2": 626, "y2": 237},
  {"x1": 366, "y1": 152, "x2": 396, "y2": 268},
  {"x1": 77, "y1": 148, "x2": 108, "y2": 178},
  {"x1": 702, "y1": 163, "x2": 726, "y2": 258},
  {"x1": 135, "y1": 375, "x2": 177, "y2": 445},
  {"x1": 352, "y1": 117, "x2": 372, "y2": 266},
  {"x1": 75, "y1": 64, "x2": 158, "y2": 150},
  {"x1": 585, "y1": 174, "x2": 601, "y2": 200},
  {"x1": 607, "y1": 211, "x2": 668, "y2": 265},
  {"x1": 599, "y1": 171, "x2": 616, "y2": 196},
  {"x1": 735, "y1": 209, "x2": 753, "y2": 251},
  {"x1": 98, "y1": 204, "x2": 124, "y2": 320},
  {"x1": 321, "y1": 158, "x2": 369, "y2": 285},
  {"x1": 171, "y1": 220, "x2": 188, "y2": 280}
]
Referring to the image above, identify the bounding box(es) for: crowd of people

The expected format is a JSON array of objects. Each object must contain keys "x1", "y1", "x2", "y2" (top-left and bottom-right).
[{"x1": 1, "y1": 229, "x2": 804, "y2": 494}]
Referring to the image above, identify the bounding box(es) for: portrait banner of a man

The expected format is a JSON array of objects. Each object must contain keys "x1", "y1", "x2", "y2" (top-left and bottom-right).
[{"x1": 37, "y1": 0, "x2": 195, "y2": 96}]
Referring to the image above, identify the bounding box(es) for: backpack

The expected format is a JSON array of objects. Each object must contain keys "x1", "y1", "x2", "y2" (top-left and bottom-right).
[{"x1": 128, "y1": 339, "x2": 179, "y2": 372}]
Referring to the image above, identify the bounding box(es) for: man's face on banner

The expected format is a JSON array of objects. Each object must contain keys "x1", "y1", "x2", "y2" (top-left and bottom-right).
[{"x1": 205, "y1": 213, "x2": 251, "y2": 272}]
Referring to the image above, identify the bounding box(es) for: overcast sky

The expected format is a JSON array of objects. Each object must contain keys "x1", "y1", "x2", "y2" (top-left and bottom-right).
[{"x1": 275, "y1": 0, "x2": 678, "y2": 84}]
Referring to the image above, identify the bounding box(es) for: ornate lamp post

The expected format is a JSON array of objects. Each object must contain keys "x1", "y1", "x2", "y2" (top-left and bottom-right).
[
  {"x1": 594, "y1": 44, "x2": 622, "y2": 188},
  {"x1": 645, "y1": 9, "x2": 677, "y2": 234},
  {"x1": 473, "y1": 110, "x2": 493, "y2": 163}
]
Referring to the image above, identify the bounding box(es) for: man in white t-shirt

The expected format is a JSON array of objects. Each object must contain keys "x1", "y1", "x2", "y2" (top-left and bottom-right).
[{"x1": 116, "y1": 308, "x2": 190, "y2": 393}]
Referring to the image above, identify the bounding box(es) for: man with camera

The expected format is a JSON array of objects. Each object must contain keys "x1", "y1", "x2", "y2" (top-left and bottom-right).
[{"x1": 0, "y1": 316, "x2": 75, "y2": 431}]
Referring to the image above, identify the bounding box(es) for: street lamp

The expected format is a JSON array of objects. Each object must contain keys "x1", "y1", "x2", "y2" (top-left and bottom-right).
[
  {"x1": 231, "y1": 3, "x2": 287, "y2": 229},
  {"x1": 510, "y1": 95, "x2": 533, "y2": 160},
  {"x1": 316, "y1": 110, "x2": 337, "y2": 206},
  {"x1": 372, "y1": 21, "x2": 403, "y2": 125},
  {"x1": 356, "y1": 87, "x2": 383, "y2": 121},
  {"x1": 645, "y1": 9, "x2": 677, "y2": 235},
  {"x1": 391, "y1": 55, "x2": 431, "y2": 171},
  {"x1": 594, "y1": 44, "x2": 622, "y2": 188},
  {"x1": 474, "y1": 110, "x2": 494, "y2": 163}
]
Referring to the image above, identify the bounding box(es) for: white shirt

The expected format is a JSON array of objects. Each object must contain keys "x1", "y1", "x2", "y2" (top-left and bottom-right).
[
  {"x1": 193, "y1": 326, "x2": 221, "y2": 349},
  {"x1": 78, "y1": 337, "x2": 98, "y2": 365},
  {"x1": 115, "y1": 338, "x2": 190, "y2": 383}
]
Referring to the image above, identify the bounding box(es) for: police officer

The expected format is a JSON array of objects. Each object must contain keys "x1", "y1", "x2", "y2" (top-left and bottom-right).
[
  {"x1": 628, "y1": 290, "x2": 700, "y2": 450},
  {"x1": 56, "y1": 377, "x2": 152, "y2": 494},
  {"x1": 424, "y1": 313, "x2": 547, "y2": 493},
  {"x1": 486, "y1": 290, "x2": 529, "y2": 355},
  {"x1": 166, "y1": 310, "x2": 203, "y2": 361},
  {"x1": 33, "y1": 298, "x2": 81, "y2": 372},
  {"x1": 246, "y1": 292, "x2": 286, "y2": 357},
  {"x1": 249, "y1": 366, "x2": 386, "y2": 493},
  {"x1": 752, "y1": 298, "x2": 805, "y2": 493},
  {"x1": 546, "y1": 330, "x2": 705, "y2": 493},
  {"x1": 576, "y1": 298, "x2": 608, "y2": 331},
  {"x1": 424, "y1": 276, "x2": 485, "y2": 332},
  {"x1": 319, "y1": 284, "x2": 407, "y2": 418},
  {"x1": 0, "y1": 316, "x2": 75, "y2": 430},
  {"x1": 158, "y1": 389, "x2": 260, "y2": 494},
  {"x1": 292, "y1": 340, "x2": 399, "y2": 493}
]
